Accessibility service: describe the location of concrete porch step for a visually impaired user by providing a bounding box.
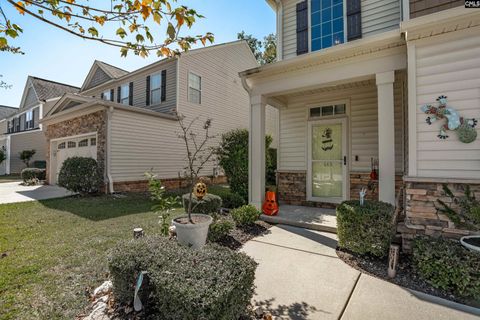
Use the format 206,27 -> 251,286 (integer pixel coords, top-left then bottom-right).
260,205 -> 337,234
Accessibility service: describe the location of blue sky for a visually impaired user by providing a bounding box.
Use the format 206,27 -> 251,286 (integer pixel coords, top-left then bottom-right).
0,0 -> 275,107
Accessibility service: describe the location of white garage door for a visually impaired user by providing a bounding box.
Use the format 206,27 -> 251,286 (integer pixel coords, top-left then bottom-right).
54,135 -> 97,184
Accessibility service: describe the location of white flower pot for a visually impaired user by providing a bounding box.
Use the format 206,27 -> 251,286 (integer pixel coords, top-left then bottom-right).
173,214 -> 213,249
460,235 -> 480,254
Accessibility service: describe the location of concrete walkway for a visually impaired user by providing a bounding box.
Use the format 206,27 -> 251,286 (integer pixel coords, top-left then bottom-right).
242,225 -> 480,320
261,205 -> 337,233
0,182 -> 72,204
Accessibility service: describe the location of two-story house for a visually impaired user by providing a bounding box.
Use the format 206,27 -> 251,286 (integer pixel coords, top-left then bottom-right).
0,105 -> 18,175
241,1 -> 479,247
42,40 -> 278,192
1,77 -> 79,174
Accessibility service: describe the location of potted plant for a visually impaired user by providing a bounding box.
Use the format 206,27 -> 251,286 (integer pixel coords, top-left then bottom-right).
436,184 -> 480,253
172,115 -> 216,249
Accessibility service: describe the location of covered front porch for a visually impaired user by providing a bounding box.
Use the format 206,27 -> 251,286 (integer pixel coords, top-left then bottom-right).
240,30 -> 407,216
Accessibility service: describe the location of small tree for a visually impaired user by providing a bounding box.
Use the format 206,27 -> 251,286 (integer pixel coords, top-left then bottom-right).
177,115 -> 216,223
19,149 -> 35,167
0,148 -> 6,165
145,171 -> 179,236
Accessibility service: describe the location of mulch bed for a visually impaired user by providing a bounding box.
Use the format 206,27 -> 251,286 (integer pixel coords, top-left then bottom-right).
216,221 -> 273,251
336,247 -> 479,308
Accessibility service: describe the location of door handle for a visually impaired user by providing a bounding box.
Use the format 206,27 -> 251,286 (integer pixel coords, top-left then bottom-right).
344,156 -> 347,166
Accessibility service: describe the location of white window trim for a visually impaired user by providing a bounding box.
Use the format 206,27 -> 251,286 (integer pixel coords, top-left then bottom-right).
120,83 -> 129,105
150,72 -> 163,105
188,72 -> 202,104
306,99 -> 350,120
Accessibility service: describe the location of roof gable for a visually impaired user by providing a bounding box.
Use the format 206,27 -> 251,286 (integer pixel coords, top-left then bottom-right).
81,60 -> 128,91
46,94 -> 93,117
18,76 -> 79,110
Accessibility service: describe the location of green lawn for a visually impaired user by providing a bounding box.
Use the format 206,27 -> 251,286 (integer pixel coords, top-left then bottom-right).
0,174 -> 21,183
0,194 -> 182,320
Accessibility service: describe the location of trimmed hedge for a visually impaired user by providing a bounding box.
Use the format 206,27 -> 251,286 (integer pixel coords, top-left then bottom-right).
58,157 -> 102,194
336,200 -> 395,257
231,205 -> 261,226
21,168 -> 46,181
413,237 -> 480,299
182,193 -> 222,214
208,187 -> 245,209
108,236 -> 257,319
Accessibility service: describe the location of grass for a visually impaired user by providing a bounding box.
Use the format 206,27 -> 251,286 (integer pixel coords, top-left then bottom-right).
0,194 -> 182,320
0,174 -> 21,183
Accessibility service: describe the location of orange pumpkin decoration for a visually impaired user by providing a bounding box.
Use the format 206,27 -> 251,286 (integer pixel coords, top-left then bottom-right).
262,191 -> 279,216
193,182 -> 207,200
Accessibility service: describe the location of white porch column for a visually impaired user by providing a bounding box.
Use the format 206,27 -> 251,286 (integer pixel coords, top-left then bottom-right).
249,95 -> 266,209
376,71 -> 396,205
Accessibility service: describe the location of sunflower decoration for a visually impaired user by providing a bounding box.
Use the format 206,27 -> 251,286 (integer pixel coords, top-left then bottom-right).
193,181 -> 207,200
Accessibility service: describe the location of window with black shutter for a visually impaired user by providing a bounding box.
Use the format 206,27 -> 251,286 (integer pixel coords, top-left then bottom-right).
117,86 -> 121,103
110,89 -> 114,102
347,0 -> 362,41
296,1 -> 309,56
161,70 -> 167,102
129,82 -> 134,106
146,75 -> 151,106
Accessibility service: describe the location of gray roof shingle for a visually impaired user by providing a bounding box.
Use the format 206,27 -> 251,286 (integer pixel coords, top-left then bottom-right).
96,61 -> 129,79
0,105 -> 18,120
30,77 -> 80,102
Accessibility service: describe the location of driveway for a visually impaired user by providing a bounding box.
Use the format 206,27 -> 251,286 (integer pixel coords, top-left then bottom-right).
0,182 -> 73,204
242,225 -> 480,320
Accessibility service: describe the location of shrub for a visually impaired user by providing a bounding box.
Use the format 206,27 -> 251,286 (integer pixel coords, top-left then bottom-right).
413,237 -> 480,299
58,157 -> 102,194
231,205 -> 261,226
336,200 -> 395,257
21,168 -> 46,181
33,160 -> 47,169
0,149 -> 5,165
437,184 -> 480,230
182,193 -> 222,214
19,149 -> 36,167
208,186 -> 245,209
208,216 -> 235,242
108,236 -> 257,319
217,129 -> 275,202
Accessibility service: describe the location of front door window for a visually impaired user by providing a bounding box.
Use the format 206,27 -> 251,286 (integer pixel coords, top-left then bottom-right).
309,119 -> 347,202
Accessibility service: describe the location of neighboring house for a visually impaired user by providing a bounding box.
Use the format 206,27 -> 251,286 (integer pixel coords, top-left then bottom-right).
0,105 -> 18,175
2,77 -> 79,174
42,41 -> 278,192
241,1 -> 478,247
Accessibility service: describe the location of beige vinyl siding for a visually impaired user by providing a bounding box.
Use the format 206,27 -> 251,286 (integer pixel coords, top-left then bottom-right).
282,0 -> 302,60
23,86 -> 38,110
85,67 -> 112,90
266,106 -> 279,149
177,42 -> 271,175
279,79 -> 405,173
110,109 -> 184,181
85,60 -> 177,114
0,121 -> 6,134
9,131 -> 47,173
414,34 -> 480,179
361,0 -> 401,38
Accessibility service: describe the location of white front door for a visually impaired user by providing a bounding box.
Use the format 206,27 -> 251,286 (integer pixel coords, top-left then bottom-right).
307,118 -> 348,203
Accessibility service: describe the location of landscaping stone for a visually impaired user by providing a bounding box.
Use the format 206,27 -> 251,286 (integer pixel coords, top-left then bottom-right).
93,281 -> 112,298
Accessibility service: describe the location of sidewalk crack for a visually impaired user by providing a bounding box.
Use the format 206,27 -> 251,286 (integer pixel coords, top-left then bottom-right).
338,273 -> 361,320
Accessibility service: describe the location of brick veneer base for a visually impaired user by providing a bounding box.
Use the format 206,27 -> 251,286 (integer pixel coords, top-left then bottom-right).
278,171 -> 403,208
399,179 -> 480,252
113,176 -> 228,193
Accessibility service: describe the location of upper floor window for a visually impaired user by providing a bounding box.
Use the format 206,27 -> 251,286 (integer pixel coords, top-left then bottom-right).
150,73 -> 162,105
188,72 -> 201,104
120,84 -> 129,105
102,90 -> 111,101
311,0 -> 344,51
25,110 -> 33,130
309,103 -> 346,118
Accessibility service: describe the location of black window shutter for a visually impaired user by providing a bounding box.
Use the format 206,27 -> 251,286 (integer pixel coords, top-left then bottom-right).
110,89 -> 114,101
31,108 -> 35,128
161,70 -> 167,102
146,75 -> 151,106
7,120 -> 10,133
296,1 -> 308,56
117,86 -> 121,103
100,92 -> 104,100
347,0 -> 362,41
129,82 -> 134,106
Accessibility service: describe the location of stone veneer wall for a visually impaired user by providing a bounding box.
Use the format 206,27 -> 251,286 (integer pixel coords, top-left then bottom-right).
278,171 -> 404,207
398,179 -> 480,252
44,111 -> 107,185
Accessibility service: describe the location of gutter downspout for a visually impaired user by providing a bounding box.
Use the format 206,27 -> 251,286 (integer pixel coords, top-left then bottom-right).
106,106 -> 114,193
275,0 -> 283,62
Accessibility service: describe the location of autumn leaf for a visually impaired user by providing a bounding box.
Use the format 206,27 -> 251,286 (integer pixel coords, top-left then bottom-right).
0,37 -> 7,48
87,27 -> 99,37
153,12 -> 161,24
116,27 -> 127,39
166,22 -> 175,39
15,1 -> 25,15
